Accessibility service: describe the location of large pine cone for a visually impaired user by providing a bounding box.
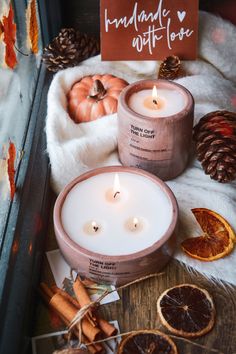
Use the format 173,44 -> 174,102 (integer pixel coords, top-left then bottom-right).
193,110 -> 236,183
43,28 -> 100,72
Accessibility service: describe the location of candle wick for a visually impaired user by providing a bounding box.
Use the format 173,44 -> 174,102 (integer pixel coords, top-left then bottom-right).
113,191 -> 120,199
93,226 -> 99,232
153,99 -> 158,105
133,218 -> 139,229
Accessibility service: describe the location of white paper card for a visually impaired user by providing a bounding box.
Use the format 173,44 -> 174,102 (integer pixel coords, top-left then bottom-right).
46,249 -> 120,305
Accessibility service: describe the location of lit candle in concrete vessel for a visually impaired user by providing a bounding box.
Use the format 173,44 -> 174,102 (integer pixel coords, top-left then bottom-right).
129,85 -> 186,117
54,166 -> 178,285
118,80 -> 194,180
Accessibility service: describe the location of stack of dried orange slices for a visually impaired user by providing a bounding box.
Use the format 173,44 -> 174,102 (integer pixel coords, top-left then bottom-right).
181,208 -> 236,261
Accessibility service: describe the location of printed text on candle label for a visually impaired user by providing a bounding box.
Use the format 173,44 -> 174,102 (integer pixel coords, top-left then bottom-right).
127,122 -> 173,162
131,125 -> 155,139
100,0 -> 198,60
89,259 -> 117,271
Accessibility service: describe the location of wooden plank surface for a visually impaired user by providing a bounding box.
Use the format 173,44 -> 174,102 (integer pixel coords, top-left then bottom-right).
34,195 -> 236,354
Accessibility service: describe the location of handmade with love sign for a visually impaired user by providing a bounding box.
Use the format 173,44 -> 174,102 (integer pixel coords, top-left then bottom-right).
100,0 -> 199,60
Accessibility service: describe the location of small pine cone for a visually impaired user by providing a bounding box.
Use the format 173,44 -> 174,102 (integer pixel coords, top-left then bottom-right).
158,55 -> 181,80
193,110 -> 236,183
42,28 -> 100,72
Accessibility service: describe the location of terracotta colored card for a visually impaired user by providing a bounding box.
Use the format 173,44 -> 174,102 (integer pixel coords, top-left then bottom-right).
100,0 -> 199,60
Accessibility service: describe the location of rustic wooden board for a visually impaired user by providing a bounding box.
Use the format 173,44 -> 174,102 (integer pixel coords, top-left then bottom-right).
33,195 -> 236,354
100,260 -> 236,354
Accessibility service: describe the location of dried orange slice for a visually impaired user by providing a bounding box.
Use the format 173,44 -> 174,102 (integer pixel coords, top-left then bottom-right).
181,208 -> 235,261
157,284 -> 215,338
117,330 -> 178,354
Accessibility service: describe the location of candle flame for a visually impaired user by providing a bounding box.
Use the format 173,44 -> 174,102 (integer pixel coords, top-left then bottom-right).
152,85 -> 158,105
113,173 -> 120,198
92,221 -> 99,232
133,217 -> 139,228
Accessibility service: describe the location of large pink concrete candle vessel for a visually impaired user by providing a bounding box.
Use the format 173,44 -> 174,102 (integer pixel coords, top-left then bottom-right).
118,80 -> 194,180
54,166 -> 178,285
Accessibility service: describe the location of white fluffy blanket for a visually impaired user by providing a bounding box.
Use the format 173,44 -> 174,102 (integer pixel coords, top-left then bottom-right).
46,12 -> 236,285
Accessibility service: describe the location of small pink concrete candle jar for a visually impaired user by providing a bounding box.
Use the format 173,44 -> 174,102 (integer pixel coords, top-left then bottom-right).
54,166 -> 178,285
118,80 -> 194,180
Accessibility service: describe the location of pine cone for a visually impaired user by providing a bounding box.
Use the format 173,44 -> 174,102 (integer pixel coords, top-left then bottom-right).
193,110 -> 236,183
158,55 -> 181,80
42,28 -> 100,72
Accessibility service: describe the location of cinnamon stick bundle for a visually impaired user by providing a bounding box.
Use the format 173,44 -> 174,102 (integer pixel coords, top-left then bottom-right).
39,283 -> 103,354
51,285 -> 96,327
73,277 -> 117,338
49,293 -> 100,343
39,281 -> 117,353
54,312 -> 102,354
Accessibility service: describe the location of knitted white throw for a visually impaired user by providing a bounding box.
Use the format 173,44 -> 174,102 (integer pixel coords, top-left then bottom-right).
46,12 -> 236,285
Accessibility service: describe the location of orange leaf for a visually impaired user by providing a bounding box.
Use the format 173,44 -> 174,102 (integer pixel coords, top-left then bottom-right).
2,4 -> 17,69
28,0 -> 39,54
7,141 -> 16,200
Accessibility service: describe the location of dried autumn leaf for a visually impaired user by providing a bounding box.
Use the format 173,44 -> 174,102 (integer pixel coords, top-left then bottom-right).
2,4 -> 17,69
7,141 -> 16,199
26,0 -> 39,54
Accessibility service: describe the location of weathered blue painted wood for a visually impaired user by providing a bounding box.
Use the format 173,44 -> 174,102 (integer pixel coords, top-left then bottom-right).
0,65 -> 52,354
0,0 -> 61,351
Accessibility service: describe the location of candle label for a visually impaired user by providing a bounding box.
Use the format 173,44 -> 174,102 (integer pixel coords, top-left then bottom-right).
88,258 -> 128,283
129,122 -> 173,161
131,125 -> 156,140
100,0 -> 199,60
86,247 -> 173,284
87,257 -> 152,283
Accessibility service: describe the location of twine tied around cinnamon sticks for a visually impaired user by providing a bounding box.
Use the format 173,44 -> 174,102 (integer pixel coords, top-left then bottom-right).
67,289 -> 110,345
40,272 -> 165,353
65,272 -> 165,344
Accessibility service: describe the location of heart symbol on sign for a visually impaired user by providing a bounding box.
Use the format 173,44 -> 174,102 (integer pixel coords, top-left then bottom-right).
177,11 -> 186,22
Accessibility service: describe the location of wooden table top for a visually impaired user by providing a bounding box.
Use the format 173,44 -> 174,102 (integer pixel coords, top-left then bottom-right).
34,197 -> 236,354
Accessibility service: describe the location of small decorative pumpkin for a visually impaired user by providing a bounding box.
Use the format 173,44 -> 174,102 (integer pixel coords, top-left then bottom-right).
67,74 -> 128,123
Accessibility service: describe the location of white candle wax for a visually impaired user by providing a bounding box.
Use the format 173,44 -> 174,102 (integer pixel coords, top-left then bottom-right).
61,172 -> 173,256
129,88 -> 186,117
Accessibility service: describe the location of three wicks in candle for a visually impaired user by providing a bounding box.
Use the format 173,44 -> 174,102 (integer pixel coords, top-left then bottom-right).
86,174 -> 144,235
